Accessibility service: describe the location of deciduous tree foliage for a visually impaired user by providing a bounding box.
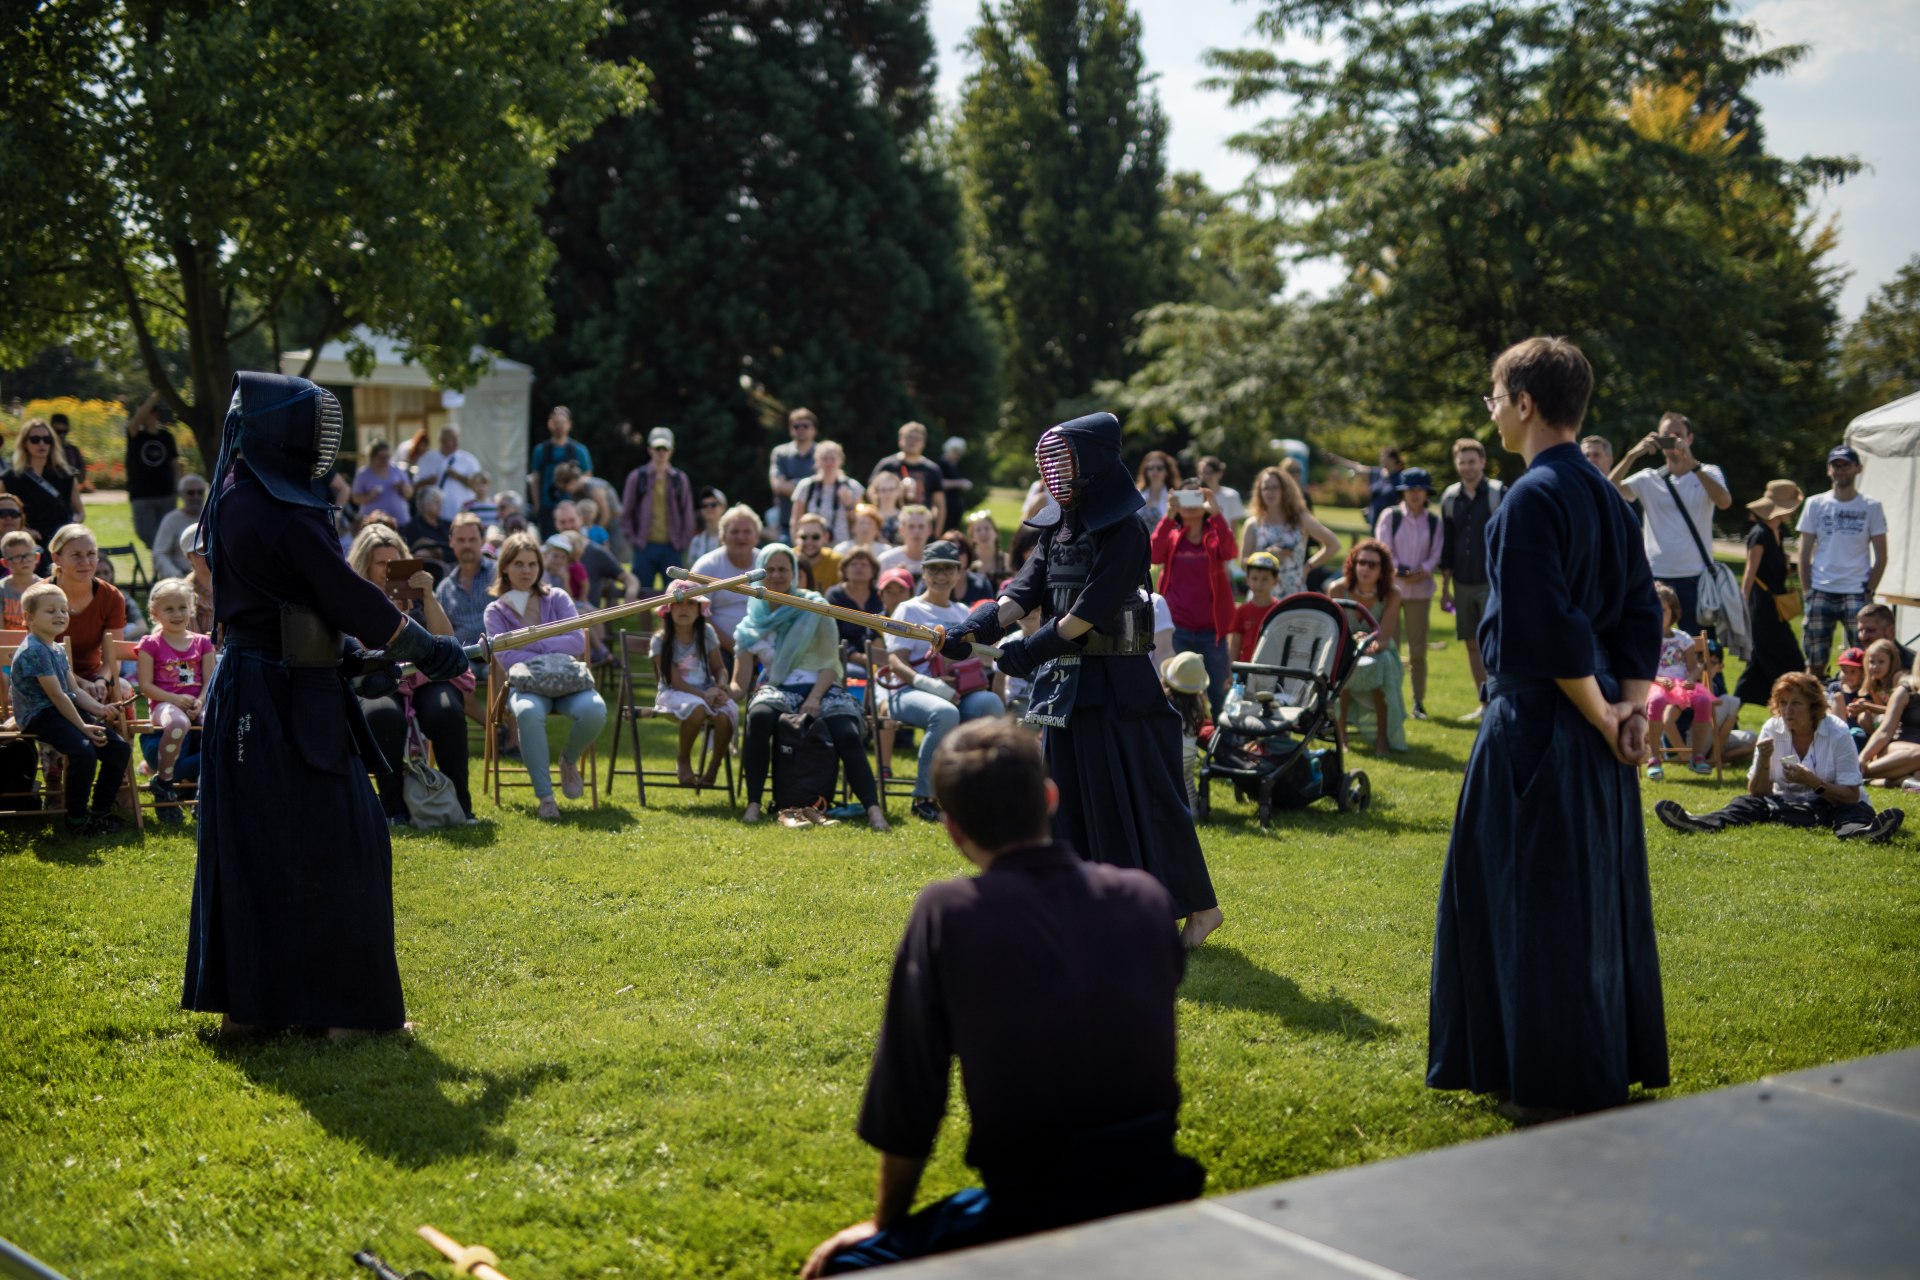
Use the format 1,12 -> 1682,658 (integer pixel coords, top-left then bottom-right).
1838,256 -> 1920,413
528,1 -> 998,493
955,0 -> 1174,459
1196,0 -> 1855,504
0,1 -> 637,436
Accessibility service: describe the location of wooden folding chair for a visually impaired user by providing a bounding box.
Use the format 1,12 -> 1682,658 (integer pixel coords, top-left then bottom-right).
481,662 -> 600,810
605,630 -> 736,809
849,642 -> 917,807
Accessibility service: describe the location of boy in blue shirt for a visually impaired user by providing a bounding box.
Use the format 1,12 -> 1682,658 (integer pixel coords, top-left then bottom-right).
11,580 -> 133,833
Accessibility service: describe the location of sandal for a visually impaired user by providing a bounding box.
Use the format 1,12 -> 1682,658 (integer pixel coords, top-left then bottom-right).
1646,762 -> 1665,781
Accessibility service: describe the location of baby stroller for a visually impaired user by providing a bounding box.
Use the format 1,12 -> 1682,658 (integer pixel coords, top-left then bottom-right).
1196,592 -> 1373,828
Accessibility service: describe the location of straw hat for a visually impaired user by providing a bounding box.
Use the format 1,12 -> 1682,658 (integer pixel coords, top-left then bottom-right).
1161,651 -> 1210,695
1745,479 -> 1803,523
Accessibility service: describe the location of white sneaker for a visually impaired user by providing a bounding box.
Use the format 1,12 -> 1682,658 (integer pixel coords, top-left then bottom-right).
559,757 -> 584,800
1462,706 -> 1485,723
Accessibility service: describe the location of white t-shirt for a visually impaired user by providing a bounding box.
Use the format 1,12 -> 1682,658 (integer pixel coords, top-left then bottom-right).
1151,591 -> 1172,637
1796,492 -> 1887,595
689,546 -> 757,639
887,596 -> 975,671
878,546 -> 924,576
1749,712 -> 1867,803
1623,465 -> 1725,579
1214,485 -> 1246,523
414,447 -> 483,513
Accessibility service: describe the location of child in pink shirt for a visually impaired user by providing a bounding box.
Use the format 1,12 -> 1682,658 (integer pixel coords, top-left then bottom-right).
135,578 -> 216,793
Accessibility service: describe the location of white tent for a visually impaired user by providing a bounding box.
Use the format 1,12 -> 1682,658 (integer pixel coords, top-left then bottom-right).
280,329 -> 532,506
1845,390 -> 1920,640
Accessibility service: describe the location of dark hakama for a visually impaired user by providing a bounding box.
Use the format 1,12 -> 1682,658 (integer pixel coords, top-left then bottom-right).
182,473 -> 410,1030
1428,443 -> 1669,1112
1005,518 -> 1217,918
1733,520 -> 1804,706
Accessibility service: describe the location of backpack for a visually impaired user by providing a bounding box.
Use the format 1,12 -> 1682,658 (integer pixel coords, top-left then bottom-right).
772,712 -> 841,812
1388,508 -> 1442,544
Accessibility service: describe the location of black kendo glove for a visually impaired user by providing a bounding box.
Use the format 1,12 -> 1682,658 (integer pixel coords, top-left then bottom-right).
992,618 -> 1083,681
387,617 -> 470,682
939,605 -> 1007,661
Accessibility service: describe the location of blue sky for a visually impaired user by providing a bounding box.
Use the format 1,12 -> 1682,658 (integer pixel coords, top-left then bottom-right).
924,0 -> 1918,319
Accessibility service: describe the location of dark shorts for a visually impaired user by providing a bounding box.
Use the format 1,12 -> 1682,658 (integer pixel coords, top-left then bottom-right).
1453,580 -> 1491,640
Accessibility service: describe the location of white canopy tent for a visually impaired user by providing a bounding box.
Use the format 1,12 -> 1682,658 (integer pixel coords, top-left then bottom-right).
1845,390 -> 1920,641
280,330 -> 532,506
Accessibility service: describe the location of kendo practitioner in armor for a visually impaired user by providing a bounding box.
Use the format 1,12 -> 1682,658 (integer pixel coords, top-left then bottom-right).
182,373 -> 468,1037
942,413 -> 1223,948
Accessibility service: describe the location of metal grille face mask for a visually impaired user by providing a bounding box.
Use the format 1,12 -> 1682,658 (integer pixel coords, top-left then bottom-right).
311,389 -> 344,477
1036,429 -> 1079,508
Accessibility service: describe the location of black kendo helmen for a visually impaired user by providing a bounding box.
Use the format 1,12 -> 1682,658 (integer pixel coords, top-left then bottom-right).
197,371 -> 343,569
1034,411 -> 1145,530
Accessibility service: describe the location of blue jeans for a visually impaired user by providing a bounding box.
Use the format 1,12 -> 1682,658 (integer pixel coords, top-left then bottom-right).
507,688 -> 608,799
1172,626 -> 1230,717
632,541 -> 683,596
889,687 -> 1007,797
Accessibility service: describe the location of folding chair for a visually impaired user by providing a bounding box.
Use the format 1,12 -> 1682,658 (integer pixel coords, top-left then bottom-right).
849,642 -> 917,807
1,633 -> 136,824
107,636 -> 202,828
481,663 -> 600,810
605,630 -> 737,808
99,543 -> 151,594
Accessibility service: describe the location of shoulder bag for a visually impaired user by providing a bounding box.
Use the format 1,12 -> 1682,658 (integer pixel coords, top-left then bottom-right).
507,650 -> 596,697
1659,472 -> 1751,660
401,717 -> 465,827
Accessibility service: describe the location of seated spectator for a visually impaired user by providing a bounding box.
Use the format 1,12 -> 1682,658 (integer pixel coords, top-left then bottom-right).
834,503 -> 892,559
826,547 -> 885,646
542,532 -> 587,600
1,529 -> 42,629
494,489 -> 528,539
876,567 -> 915,619
152,473 -> 208,579
963,508 -> 1009,586
1828,646 -> 1867,735
402,487 -> 454,563
1857,602 -> 1917,675
134,577 -> 215,820
1848,639 -> 1904,739
348,525 -> 476,825
793,513 -> 842,590
688,504 -> 764,648
729,544 -> 887,830
800,718 -> 1204,1277
557,505 -> 630,603
0,496 -> 52,577
49,524 -> 132,712
878,505 -> 933,580
180,523 -> 213,637
1861,664 -> 1920,791
885,541 -> 1005,823
687,486 -> 727,562
1644,582 -> 1715,779
484,531 -> 607,820
10,581 -> 133,834
1329,538 -> 1407,756
95,556 -> 144,686
651,581 -> 739,786
435,513 -> 496,728
1656,672 -> 1903,842
792,439 -> 864,543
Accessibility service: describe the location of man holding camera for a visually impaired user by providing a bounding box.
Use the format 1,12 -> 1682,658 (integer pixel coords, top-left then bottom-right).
1608,411 -> 1730,634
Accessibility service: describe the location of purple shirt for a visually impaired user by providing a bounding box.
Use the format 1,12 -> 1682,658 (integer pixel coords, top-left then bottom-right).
483,587 -> 585,674
1375,503 -> 1444,600
351,462 -> 412,523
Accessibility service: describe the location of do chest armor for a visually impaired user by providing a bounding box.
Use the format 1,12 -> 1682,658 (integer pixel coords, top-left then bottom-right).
1045,522 -> 1154,656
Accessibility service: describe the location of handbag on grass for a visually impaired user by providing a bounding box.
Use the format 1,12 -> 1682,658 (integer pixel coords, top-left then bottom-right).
506,651 -> 595,697
401,720 -> 464,828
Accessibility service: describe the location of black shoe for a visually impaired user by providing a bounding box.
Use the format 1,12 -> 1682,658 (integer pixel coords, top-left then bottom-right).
151,777 -> 185,824
1866,809 -> 1905,844
85,811 -> 125,835
1654,799 -> 1708,834
911,797 -> 943,823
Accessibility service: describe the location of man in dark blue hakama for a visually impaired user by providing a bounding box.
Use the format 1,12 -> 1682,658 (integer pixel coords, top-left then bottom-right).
181,372 -> 468,1035
1428,338 -> 1670,1116
940,413 -> 1221,949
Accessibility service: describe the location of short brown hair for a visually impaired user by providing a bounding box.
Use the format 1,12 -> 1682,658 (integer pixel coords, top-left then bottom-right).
931,719 -> 1050,852
1451,437 -> 1485,458
449,511 -> 484,532
788,407 -> 818,427
1768,671 -> 1827,718
1658,411 -> 1692,437
1491,336 -> 1593,429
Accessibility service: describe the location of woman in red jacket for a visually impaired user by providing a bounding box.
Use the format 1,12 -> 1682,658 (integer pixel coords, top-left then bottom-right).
1151,480 -> 1237,714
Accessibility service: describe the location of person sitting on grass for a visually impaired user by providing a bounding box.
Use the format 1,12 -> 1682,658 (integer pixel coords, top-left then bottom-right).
9,581 -> 133,835
1226,550 -> 1283,663
1655,672 -> 1903,843
484,531 -> 608,821
1,528 -> 43,629
1860,664 -> 1920,793
1828,646 -> 1867,743
1328,537 -> 1406,756
651,580 -> 738,787
801,718 -> 1203,1277
1849,638 -> 1905,740
134,577 -> 215,819
1644,582 -> 1714,780
730,543 -> 888,831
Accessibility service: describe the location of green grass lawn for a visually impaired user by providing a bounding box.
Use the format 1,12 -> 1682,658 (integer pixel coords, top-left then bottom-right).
3,498 -> 1916,1279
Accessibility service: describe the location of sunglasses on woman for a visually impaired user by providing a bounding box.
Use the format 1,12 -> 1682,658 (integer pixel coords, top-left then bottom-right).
24,435 -> 53,445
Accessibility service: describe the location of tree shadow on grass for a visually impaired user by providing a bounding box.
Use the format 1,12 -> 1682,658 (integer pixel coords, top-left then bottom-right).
1182,945 -> 1393,1042
215,1033 -> 564,1168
